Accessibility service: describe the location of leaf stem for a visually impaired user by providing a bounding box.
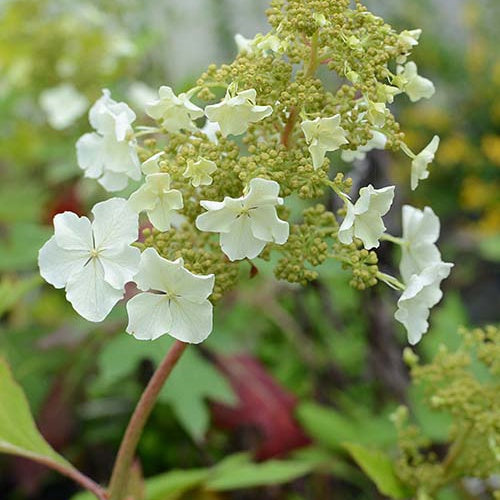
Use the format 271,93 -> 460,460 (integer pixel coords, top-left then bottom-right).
35,457 -> 107,500
107,340 -> 188,500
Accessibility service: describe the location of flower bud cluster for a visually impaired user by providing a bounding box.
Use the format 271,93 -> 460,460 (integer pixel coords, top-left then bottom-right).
393,326 -> 500,493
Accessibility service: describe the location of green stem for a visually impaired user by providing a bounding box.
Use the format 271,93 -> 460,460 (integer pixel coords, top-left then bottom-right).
306,31 -> 319,78
377,271 -> 406,291
380,233 -> 405,246
281,31 -> 320,148
107,340 -> 188,500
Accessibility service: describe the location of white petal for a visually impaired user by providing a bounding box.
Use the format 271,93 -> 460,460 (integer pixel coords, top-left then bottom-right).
133,247 -> 181,293
76,133 -> 104,178
169,298 -> 213,343
98,171 -> 130,192
196,204 -> 238,233
147,190 -> 183,231
249,206 -> 289,244
128,185 -> 157,213
53,212 -> 93,251
38,236 -> 89,289
244,178 -> 282,206
65,259 -> 123,322
338,203 -> 356,245
354,212 -> 386,249
99,245 -> 141,289
101,136 -> 140,176
309,143 -> 327,169
126,292 -> 173,341
172,269 -> 214,303
219,217 -> 266,261
92,198 -> 139,249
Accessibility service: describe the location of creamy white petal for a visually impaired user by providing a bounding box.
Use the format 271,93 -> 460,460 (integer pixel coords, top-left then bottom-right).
169,298 -> 213,343
128,185 -> 158,213
244,178 -> 282,207
147,198 -> 176,231
172,269 -> 215,303
309,143 -> 328,169
141,152 -> 164,174
133,248 -> 182,293
126,292 -> 173,340
65,259 -> 123,322
249,205 -> 289,244
53,212 -> 93,251
92,198 -> 139,249
98,171 -> 130,192
395,262 -> 453,344
337,203 -> 356,245
99,245 -> 141,289
220,217 -> 266,261
354,212 -> 386,249
196,205 -> 239,233
76,133 -> 104,178
38,236 -> 89,289
101,136 -> 140,176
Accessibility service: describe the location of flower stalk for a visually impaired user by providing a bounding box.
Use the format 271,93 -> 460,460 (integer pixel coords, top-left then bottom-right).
107,340 -> 188,500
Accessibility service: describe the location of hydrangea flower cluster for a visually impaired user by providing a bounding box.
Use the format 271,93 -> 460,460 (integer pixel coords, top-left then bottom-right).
39,0 -> 451,347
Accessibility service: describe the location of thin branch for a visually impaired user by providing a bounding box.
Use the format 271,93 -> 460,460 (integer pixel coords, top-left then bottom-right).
33,457 -> 107,500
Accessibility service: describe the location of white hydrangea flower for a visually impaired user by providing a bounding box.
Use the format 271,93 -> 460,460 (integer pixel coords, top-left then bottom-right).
396,62 -> 435,103
183,157 -> 217,187
411,135 -> 440,190
126,248 -> 214,343
395,262 -> 453,345
300,115 -> 349,169
400,205 -> 442,282
366,100 -> 387,127
76,89 -> 140,192
39,83 -> 88,130
378,84 -> 401,104
200,120 -> 221,144
399,29 -> 422,50
141,151 -> 165,175
235,32 -> 285,56
204,85 -> 273,137
196,178 -> 289,261
145,85 -> 203,133
38,198 -> 140,322
338,184 -> 395,249
128,173 -> 183,231
341,130 -> 387,162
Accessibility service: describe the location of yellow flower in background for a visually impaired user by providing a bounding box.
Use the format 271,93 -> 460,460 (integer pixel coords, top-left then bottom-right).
437,135 -> 470,167
460,177 -> 498,211
481,135 -> 500,167
478,207 -> 500,235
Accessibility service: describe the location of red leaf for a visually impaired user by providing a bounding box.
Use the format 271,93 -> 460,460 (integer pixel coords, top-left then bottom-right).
211,354 -> 310,460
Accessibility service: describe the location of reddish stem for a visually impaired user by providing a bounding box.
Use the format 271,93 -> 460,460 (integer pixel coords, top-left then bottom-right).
107,340 -> 188,500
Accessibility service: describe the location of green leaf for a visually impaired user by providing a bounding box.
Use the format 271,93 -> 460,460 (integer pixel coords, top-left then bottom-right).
343,443 -> 411,499
206,457 -> 313,491
0,223 -> 52,271
0,274 -> 42,316
158,348 -> 236,442
296,402 -> 395,450
0,357 -> 70,468
95,334 -> 235,441
479,234 -> 500,262
146,469 -> 208,500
